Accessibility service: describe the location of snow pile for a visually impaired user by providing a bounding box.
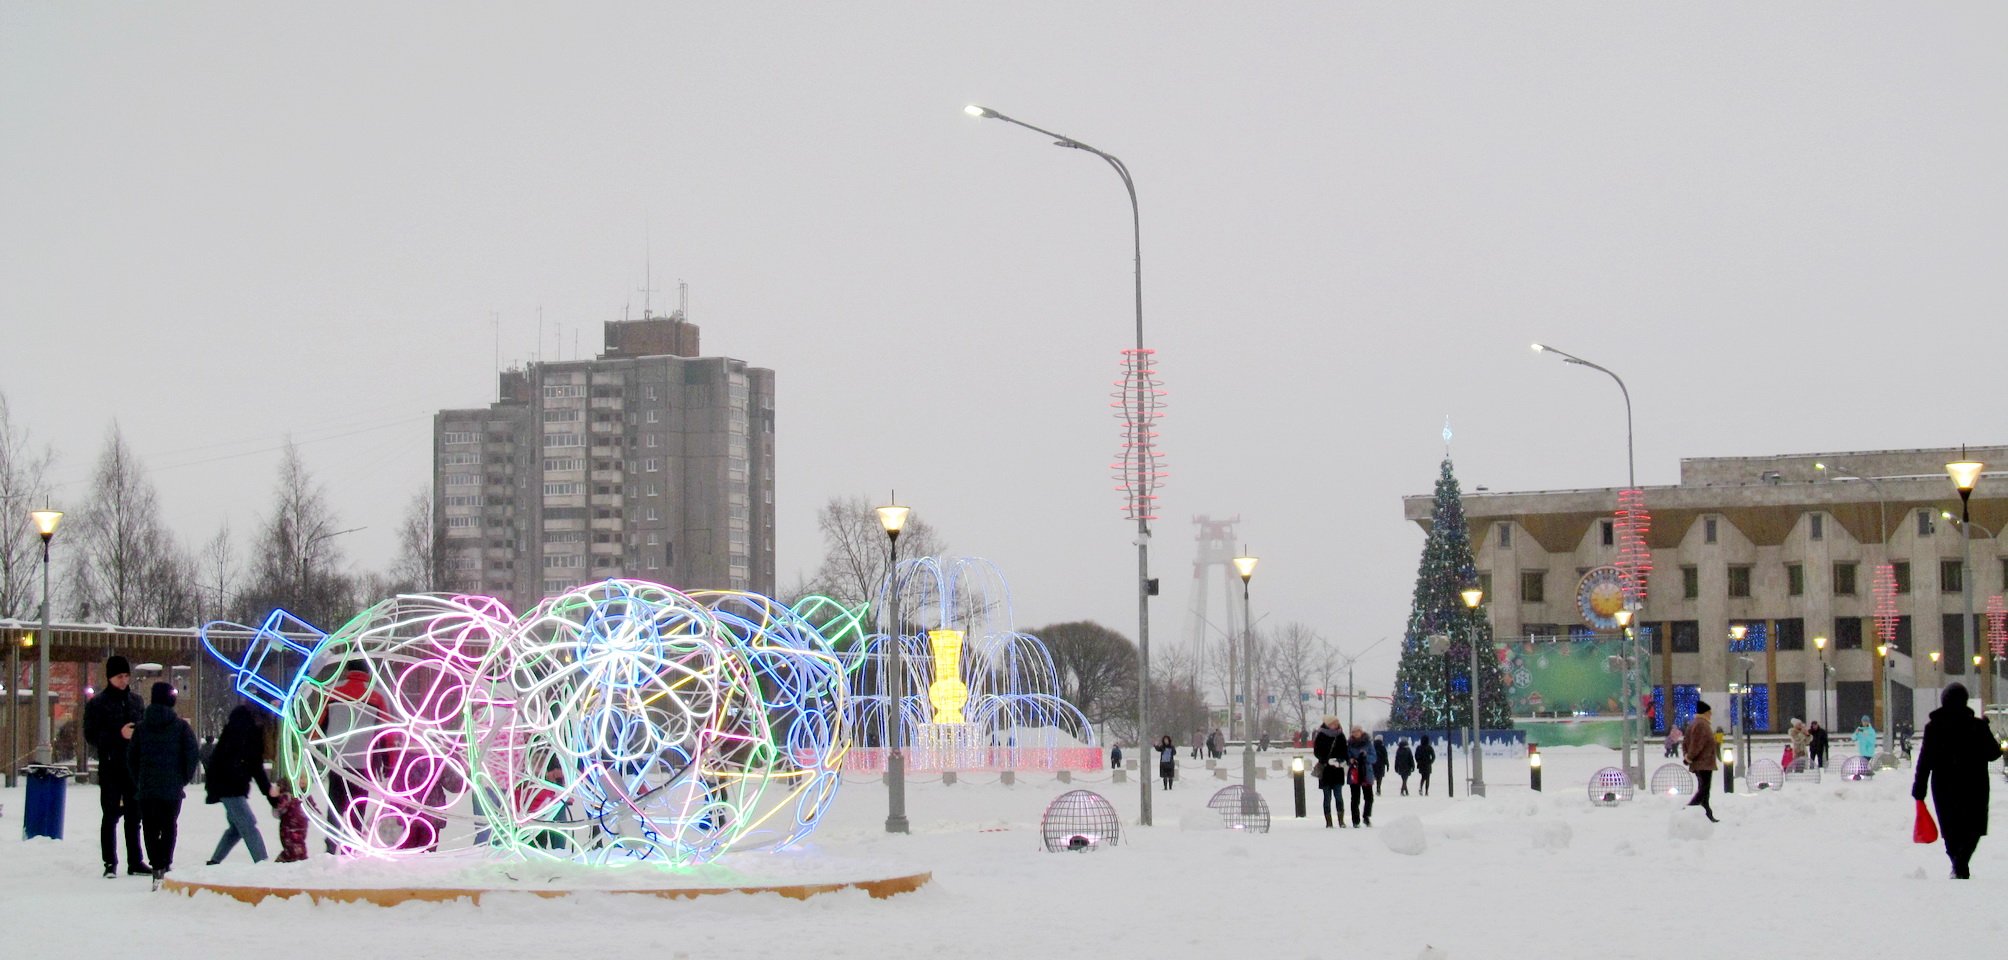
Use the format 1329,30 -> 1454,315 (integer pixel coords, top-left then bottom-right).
1381,814 -> 1427,855
1666,808 -> 1715,841
1530,820 -> 1572,850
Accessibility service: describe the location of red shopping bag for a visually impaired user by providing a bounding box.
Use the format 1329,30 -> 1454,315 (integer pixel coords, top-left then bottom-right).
1913,800 -> 1939,844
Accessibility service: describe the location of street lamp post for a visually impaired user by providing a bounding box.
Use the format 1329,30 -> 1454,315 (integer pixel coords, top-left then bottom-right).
1877,643 -> 1895,767
1737,656 -> 1756,774
1427,633 -> 1454,798
876,502 -> 912,834
1813,635 -> 1830,733
1615,608 -> 1636,785
29,509 -> 62,765
1947,452 -> 1986,714
969,104 -> 1159,826
1462,587 -> 1487,797
1233,553 -> 1259,804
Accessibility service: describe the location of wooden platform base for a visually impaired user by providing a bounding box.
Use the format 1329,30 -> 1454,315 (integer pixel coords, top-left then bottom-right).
161,870 -> 932,906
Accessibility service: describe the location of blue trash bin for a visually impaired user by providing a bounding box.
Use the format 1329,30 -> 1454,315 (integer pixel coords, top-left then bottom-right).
23,764 -> 72,840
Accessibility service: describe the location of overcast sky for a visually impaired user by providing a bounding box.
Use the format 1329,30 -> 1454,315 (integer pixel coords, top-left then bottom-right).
4,4 -> 2005,708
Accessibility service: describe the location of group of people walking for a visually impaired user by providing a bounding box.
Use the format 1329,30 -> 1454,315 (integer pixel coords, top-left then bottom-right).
82,655 -> 304,889
1309,716 -> 1427,827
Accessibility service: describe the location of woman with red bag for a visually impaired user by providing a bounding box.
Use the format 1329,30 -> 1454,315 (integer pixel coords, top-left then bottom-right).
1912,683 -> 2003,879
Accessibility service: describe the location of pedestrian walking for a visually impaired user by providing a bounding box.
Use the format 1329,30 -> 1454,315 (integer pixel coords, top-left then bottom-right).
271,781 -> 310,862
1372,736 -> 1390,796
1786,718 -> 1810,771
204,705 -> 275,865
1156,735 -> 1177,790
1683,702 -> 1719,822
1664,723 -> 1683,759
1311,716 -> 1347,828
1191,730 -> 1204,760
1912,683 -> 2003,879
1415,735 -> 1436,795
82,655 -> 148,878
1346,726 -> 1376,826
1810,721 -> 1829,768
1853,716 -> 1878,762
1109,743 -> 1123,769
128,681 -> 199,887
1393,738 -> 1415,795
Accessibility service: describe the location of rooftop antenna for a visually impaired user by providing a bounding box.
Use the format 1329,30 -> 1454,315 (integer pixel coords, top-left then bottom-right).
678,279 -> 688,320
491,310 -> 500,377
537,306 -> 544,365
640,216 -> 657,319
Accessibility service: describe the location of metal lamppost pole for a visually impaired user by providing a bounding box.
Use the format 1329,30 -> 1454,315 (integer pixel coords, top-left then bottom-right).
1877,643 -> 1897,766
1947,453 -> 1986,713
1616,608 -> 1636,778
29,509 -> 62,765
1929,650 -> 1941,708
1233,553 -> 1259,801
1737,656 -> 1756,775
1532,343 -> 1638,781
1427,633 -> 1455,798
876,503 -> 912,834
1813,635 -> 1830,732
968,104 -> 1158,826
1461,587 -> 1487,796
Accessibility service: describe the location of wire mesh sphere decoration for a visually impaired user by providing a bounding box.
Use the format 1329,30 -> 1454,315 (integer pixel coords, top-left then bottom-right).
1840,755 -> 1875,781
1040,789 -> 1122,852
278,594 -> 513,857
1588,766 -> 1634,806
1746,758 -> 1785,791
480,580 -> 849,867
1206,784 -> 1272,833
1648,763 -> 1697,798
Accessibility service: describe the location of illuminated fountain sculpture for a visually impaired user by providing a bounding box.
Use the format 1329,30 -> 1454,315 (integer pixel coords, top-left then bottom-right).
201,581 -> 849,866
845,556 -> 1098,772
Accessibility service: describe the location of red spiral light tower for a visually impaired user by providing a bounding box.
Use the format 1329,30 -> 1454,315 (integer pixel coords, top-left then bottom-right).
1986,594 -> 2006,657
1614,488 -> 1652,608
1111,348 -> 1167,521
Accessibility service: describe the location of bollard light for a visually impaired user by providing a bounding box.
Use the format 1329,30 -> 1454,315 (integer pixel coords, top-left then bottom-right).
1289,756 -> 1307,818
1528,746 -> 1543,791
1722,743 -> 1736,794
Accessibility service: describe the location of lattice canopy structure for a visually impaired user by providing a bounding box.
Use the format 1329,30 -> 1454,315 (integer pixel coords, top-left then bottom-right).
1840,756 -> 1875,781
201,581 -> 850,867
1746,758 -> 1785,791
1588,766 -> 1634,805
1206,785 -> 1271,832
1649,763 -> 1697,797
1041,789 -> 1122,852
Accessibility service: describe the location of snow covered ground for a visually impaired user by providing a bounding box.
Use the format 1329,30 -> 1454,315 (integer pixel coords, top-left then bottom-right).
5,746 -> 2002,960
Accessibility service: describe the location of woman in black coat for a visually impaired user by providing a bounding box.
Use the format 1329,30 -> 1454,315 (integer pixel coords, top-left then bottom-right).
1393,739 -> 1416,795
1414,735 -> 1437,795
1912,683 -> 2004,879
205,705 -> 275,864
127,682 -> 198,883
1311,717 -> 1348,828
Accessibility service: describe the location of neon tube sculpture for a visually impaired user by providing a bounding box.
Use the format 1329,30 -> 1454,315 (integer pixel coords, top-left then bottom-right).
201,581 -> 848,866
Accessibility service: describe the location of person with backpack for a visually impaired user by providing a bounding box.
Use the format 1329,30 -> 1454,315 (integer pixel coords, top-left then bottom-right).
1310,716 -> 1347,828
204,705 -> 275,864
1393,738 -> 1416,795
82,655 -> 148,878
1415,735 -> 1436,795
128,682 -> 199,887
1912,683 -> 2004,879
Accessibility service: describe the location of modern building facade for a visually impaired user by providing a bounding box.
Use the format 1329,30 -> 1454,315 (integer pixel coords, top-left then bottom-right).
433,313 -> 775,611
1404,446 -> 2004,735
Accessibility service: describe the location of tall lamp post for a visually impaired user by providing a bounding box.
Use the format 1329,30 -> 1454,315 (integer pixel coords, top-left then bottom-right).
1426,633 -> 1455,798
29,509 -> 62,765
1233,553 -> 1259,802
875,502 -> 912,835
1813,635 -> 1830,732
1876,643 -> 1895,767
1736,655 -> 1756,774
1461,587 -> 1487,797
968,104 -> 1159,826
1947,452 -> 1986,714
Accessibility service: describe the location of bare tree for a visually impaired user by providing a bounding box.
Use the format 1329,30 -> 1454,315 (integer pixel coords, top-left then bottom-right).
0,392 -> 57,619
199,525 -> 238,622
390,489 -> 442,593
1033,620 -> 1138,731
804,495 -> 946,605
1262,622 -> 1336,736
239,441 -> 353,627
68,424 -> 194,625
1143,645 -> 1209,747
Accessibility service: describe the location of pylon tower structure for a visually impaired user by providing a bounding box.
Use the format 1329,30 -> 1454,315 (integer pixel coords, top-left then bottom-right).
1184,515 -> 1250,737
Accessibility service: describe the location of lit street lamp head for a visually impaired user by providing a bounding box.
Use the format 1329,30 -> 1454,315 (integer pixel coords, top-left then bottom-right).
1814,635 -> 1827,651
963,104 -> 998,119
1614,608 -> 1632,629
875,504 -> 911,540
1729,624 -> 1748,642
1461,587 -> 1484,610
29,509 -> 61,542
1946,452 -> 1984,499
1232,554 -> 1258,584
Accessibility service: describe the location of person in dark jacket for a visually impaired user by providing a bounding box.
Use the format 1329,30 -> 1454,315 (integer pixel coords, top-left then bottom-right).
1311,716 -> 1347,827
1683,701 -> 1719,823
1912,683 -> 2004,879
1393,738 -> 1416,795
204,705 -> 275,864
82,655 -> 147,877
1809,721 -> 1830,768
1415,735 -> 1437,795
1346,726 -> 1377,827
1372,737 -> 1390,796
128,681 -> 199,885
1156,735 -> 1177,790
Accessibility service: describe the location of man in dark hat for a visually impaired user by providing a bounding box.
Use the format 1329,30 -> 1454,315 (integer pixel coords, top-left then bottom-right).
128,681 -> 199,888
81,655 -> 147,877
1912,683 -> 2004,878
1682,701 -> 1719,822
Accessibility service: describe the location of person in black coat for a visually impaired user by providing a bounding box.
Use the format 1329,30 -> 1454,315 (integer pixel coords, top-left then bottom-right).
204,705 -> 275,864
1393,739 -> 1416,795
128,681 -> 199,883
1372,737 -> 1390,796
1415,735 -> 1437,795
1311,717 -> 1348,828
1912,683 -> 2004,879
81,655 -> 147,877
1809,721 -> 1830,768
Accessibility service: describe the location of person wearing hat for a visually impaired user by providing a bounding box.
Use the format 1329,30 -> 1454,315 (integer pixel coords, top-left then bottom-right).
1912,683 -> 2004,879
1681,701 -> 1719,822
127,680 -> 199,887
81,655 -> 148,877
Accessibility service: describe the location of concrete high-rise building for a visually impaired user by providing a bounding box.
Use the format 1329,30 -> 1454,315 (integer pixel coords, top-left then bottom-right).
434,312 -> 775,610
1405,446 -> 2004,736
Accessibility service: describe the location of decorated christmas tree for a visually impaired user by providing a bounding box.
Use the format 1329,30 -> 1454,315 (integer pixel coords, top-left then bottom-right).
1389,457 -> 1513,732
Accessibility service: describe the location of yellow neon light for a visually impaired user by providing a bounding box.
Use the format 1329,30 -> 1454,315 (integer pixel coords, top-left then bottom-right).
927,629 -> 970,724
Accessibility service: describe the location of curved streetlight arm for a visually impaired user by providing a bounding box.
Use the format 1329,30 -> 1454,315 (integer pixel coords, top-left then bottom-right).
1817,463 -> 1889,543
1533,344 -> 1633,488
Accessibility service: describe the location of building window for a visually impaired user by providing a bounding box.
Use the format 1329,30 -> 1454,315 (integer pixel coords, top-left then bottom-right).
645,409 -> 660,424
1944,613 -> 1969,672
443,431 -> 478,445
1704,517 -> 1718,544
446,473 -> 479,486
1478,572 -> 1492,599
543,458 -> 584,472
1681,566 -> 1699,600
446,516 -> 479,529
1833,562 -> 1857,596
643,458 -> 661,472
1727,565 -> 1752,598
545,433 -> 584,448
1601,520 -> 1615,546
1786,563 -> 1804,597
542,482 -> 579,497
1917,509 -> 1935,536
1520,571 -> 1545,604
1498,525 -> 1511,547
1892,615 -> 1912,656
1670,621 -> 1700,654
646,433 -> 660,448
1941,559 -> 1963,594
644,385 -> 659,401
1892,562 -> 1911,594
543,409 -> 582,422
543,383 -> 584,399
1776,618 -> 1805,651
1809,513 -> 1824,541
1834,616 -> 1863,650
